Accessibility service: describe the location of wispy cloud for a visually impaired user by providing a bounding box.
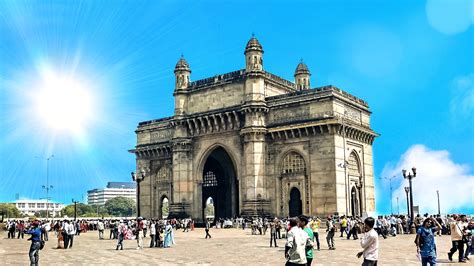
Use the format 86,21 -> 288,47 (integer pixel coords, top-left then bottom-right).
381,144 -> 474,215
450,73 -> 474,120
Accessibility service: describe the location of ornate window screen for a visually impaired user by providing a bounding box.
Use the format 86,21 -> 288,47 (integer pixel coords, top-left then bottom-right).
203,171 -> 218,187
281,152 -> 306,175
157,165 -> 171,183
348,152 -> 361,176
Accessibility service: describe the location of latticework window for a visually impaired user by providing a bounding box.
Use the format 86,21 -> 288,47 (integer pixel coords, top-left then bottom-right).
156,165 -> 171,183
348,152 -> 361,176
281,152 -> 306,175
203,171 -> 218,187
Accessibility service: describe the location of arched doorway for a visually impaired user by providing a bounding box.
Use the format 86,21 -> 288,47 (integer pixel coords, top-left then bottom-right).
351,187 -> 360,217
201,147 -> 238,221
289,187 -> 302,217
204,197 -> 215,221
161,197 -> 169,219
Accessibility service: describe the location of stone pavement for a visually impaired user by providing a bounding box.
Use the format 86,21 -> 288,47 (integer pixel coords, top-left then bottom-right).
0,228 -> 470,265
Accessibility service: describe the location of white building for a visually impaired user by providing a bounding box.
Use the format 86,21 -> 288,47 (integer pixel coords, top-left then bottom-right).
15,199 -> 65,217
87,182 -> 136,205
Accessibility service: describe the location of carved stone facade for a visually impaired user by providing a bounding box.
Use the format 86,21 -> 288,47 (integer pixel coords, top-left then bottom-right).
130,37 -> 378,220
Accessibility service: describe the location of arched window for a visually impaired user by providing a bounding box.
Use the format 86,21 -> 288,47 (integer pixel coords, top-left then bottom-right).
281,152 -> 306,175
203,171 -> 218,187
348,152 -> 361,177
156,165 -> 171,183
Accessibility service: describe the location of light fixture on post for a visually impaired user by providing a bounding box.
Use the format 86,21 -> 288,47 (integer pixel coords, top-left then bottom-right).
131,169 -> 146,218
402,167 -> 416,234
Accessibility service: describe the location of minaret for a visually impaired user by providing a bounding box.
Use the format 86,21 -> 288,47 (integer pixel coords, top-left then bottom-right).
294,59 -> 311,90
242,35 -> 269,217
174,55 -> 191,116
244,34 -> 264,72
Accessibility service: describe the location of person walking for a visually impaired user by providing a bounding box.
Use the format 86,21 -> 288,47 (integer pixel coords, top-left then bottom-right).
98,220 -> 105,240
285,218 -> 313,266
25,220 -> 42,266
149,221 -> 156,248
340,216 -> 348,237
269,221 -> 278,247
309,217 -> 320,250
326,216 -> 336,250
136,217 -> 144,250
62,220 -> 70,249
205,220 -> 212,239
116,220 -> 125,251
356,217 -> 379,266
17,220 -> 25,239
299,216 -> 314,266
67,220 -> 76,248
416,217 -> 442,266
448,215 -> 466,263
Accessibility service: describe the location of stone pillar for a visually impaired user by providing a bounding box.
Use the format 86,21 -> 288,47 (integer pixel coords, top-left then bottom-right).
240,129 -> 271,216
168,137 -> 192,218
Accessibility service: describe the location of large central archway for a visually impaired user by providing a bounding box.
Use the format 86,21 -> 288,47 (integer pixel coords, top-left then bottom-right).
201,147 -> 239,220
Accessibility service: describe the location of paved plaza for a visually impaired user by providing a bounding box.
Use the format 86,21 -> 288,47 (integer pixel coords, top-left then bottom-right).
0,228 -> 469,265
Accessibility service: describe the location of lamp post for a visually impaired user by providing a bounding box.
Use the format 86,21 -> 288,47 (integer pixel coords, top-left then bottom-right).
404,186 -> 410,234
384,175 -> 396,215
41,154 -> 54,220
131,169 -> 146,218
396,196 -> 399,215
436,190 -> 440,215
402,167 -> 416,234
72,199 -> 79,221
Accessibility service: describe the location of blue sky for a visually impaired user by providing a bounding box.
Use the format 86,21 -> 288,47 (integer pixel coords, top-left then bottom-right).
0,0 -> 472,214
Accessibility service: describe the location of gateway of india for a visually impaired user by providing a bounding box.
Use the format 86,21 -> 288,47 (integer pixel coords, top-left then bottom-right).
130,36 -> 378,221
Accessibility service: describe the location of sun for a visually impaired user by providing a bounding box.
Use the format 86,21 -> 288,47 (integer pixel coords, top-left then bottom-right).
34,72 -> 94,133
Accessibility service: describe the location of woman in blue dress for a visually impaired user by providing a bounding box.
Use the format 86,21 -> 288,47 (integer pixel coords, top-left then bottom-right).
163,222 -> 173,248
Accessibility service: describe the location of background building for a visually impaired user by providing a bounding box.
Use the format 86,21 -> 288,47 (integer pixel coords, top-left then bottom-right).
87,182 -> 136,205
14,199 -> 64,217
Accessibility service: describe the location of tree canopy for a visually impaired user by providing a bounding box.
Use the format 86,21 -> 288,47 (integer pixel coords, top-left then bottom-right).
104,196 -> 136,217
61,203 -> 95,218
0,203 -> 21,218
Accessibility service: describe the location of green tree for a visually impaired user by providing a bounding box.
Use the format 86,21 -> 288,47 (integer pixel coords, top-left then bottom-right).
0,203 -> 21,218
61,203 -> 94,218
105,196 -> 136,217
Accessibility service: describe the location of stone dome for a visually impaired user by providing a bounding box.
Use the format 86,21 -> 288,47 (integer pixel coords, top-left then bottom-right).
174,56 -> 191,73
245,36 -> 264,54
294,60 -> 310,76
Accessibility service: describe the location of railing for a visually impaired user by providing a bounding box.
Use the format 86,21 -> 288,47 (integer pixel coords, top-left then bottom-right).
188,69 -> 245,90
264,72 -> 296,89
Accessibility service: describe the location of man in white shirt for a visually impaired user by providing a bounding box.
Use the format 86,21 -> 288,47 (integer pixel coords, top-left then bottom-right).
67,220 -> 76,249
98,220 -> 105,240
357,217 -> 379,266
285,218 -> 313,265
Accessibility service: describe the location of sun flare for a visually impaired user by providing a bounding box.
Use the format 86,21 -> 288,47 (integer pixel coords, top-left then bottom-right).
34,73 -> 94,133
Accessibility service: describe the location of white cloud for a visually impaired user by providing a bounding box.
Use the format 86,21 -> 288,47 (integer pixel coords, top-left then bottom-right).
426,0 -> 473,35
381,144 -> 474,215
450,73 -> 474,120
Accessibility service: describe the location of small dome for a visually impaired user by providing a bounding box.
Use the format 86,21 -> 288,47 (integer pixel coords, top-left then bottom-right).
174,55 -> 191,73
245,35 -> 264,54
294,60 -> 310,76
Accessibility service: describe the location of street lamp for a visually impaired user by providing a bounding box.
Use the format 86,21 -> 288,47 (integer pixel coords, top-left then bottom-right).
402,167 -> 416,233
404,186 -> 410,233
131,169 -> 146,217
396,196 -> 399,215
436,190 -> 440,216
40,154 -> 54,220
72,199 -> 79,221
384,175 -> 396,215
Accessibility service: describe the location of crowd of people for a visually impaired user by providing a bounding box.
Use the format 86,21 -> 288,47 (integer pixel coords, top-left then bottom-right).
3,213 -> 473,265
